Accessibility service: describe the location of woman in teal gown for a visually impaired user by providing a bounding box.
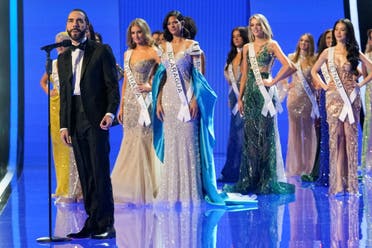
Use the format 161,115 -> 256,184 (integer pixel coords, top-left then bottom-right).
225,14 -> 295,194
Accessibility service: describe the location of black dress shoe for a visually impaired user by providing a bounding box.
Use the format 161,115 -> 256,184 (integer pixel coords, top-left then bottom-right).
91,226 -> 116,239
67,226 -> 91,239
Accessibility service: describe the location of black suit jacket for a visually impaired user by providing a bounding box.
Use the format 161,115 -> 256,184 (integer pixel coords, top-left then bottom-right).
58,40 -> 120,131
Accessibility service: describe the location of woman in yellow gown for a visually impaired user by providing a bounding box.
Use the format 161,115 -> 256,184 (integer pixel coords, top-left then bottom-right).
40,32 -> 82,203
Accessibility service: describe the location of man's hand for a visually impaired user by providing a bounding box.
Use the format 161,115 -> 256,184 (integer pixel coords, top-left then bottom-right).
60,129 -> 72,147
100,114 -> 113,130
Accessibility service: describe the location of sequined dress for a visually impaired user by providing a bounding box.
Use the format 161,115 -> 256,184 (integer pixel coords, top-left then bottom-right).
111,58 -> 158,205
50,59 -> 82,199
361,52 -> 372,175
285,56 -> 317,176
326,61 -> 360,195
156,41 -> 203,204
226,43 -> 294,194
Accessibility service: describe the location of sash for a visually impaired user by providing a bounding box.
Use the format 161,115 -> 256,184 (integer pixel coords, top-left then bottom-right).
320,63 -> 331,85
166,42 -> 192,122
295,61 -> 320,119
248,43 -> 277,117
328,47 -> 358,124
227,64 -> 240,115
124,49 -> 152,126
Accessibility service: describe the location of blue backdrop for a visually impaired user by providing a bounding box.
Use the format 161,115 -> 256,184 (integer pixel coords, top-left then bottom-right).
23,0 -> 344,167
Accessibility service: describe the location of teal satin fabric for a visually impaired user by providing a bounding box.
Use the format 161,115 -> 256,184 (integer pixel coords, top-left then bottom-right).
152,64 -> 165,163
152,64 -> 226,205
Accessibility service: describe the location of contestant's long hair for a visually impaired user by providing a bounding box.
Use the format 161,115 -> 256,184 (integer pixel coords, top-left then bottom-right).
225,26 -> 248,70
248,13 -> 273,42
316,29 -> 332,59
126,18 -> 154,49
291,33 -> 316,65
162,10 -> 190,42
331,18 -> 359,74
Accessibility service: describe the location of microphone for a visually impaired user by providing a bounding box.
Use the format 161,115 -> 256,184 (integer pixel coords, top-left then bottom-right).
40,39 -> 72,52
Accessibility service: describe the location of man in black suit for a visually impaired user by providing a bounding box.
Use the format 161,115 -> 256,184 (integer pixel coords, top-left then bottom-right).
58,9 -> 119,239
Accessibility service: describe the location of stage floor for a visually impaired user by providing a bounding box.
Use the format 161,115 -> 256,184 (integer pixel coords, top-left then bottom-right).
0,156 -> 370,247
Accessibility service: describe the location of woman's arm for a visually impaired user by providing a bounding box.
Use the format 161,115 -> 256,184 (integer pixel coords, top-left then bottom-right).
310,49 -> 329,91
358,51 -> 372,87
40,72 -> 58,97
264,40 -> 296,86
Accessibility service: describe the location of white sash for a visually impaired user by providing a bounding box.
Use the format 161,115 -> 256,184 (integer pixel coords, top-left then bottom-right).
296,61 -> 319,119
227,64 -> 240,115
328,47 -> 358,124
320,63 -> 331,85
166,42 -> 192,122
124,50 -> 152,127
248,43 -> 278,117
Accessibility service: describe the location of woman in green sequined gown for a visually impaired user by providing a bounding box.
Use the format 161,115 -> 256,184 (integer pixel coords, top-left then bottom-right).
225,14 -> 295,195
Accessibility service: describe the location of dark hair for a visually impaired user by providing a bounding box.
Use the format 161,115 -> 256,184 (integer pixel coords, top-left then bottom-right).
95,32 -> 103,43
184,16 -> 197,39
162,10 -> 190,41
70,8 -> 90,25
331,18 -> 359,73
316,29 -> 332,58
152,30 -> 163,36
88,23 -> 96,41
225,27 -> 248,70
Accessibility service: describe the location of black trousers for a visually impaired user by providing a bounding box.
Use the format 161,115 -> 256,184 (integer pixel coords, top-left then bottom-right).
71,96 -> 114,232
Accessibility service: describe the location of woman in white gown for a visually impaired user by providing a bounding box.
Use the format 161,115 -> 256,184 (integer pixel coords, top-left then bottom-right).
153,10 -> 225,206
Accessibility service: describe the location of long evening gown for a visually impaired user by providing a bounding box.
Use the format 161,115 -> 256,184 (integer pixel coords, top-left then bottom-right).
50,59 -> 81,200
111,57 -> 158,205
285,56 -> 317,176
155,41 -> 204,205
225,43 -> 294,194
220,63 -> 243,182
326,59 -> 361,195
361,52 -> 372,176
301,67 -> 330,185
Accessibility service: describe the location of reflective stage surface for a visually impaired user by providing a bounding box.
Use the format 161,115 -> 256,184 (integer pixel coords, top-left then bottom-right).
0,157 -> 371,247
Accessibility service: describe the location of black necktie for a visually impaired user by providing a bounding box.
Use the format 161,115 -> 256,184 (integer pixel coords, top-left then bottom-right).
71,42 -> 86,51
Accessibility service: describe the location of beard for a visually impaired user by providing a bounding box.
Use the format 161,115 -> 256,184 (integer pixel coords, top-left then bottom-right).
67,28 -> 86,42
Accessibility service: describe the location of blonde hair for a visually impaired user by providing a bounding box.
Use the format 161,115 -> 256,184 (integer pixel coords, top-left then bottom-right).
55,31 -> 70,42
126,18 -> 154,49
248,14 -> 273,42
292,33 -> 316,64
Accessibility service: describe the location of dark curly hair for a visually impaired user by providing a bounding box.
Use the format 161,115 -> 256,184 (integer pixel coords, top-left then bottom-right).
331,18 -> 359,74
224,27 -> 248,70
162,10 -> 190,42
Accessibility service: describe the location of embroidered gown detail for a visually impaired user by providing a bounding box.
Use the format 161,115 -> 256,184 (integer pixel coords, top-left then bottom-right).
155,41 -> 204,205
111,58 -> 158,205
225,43 -> 294,194
285,56 -> 317,176
326,61 -> 360,195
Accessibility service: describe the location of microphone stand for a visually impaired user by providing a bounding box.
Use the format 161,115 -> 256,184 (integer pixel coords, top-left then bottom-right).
37,49 -> 71,243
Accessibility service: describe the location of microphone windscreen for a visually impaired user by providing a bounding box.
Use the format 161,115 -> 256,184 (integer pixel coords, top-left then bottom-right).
61,39 -> 72,47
